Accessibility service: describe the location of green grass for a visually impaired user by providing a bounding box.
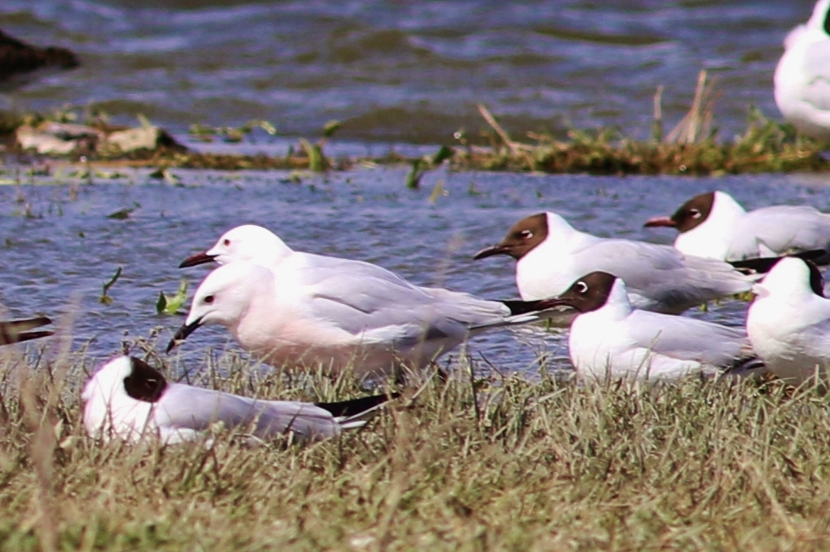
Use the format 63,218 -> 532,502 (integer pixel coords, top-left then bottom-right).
2,347 -> 830,551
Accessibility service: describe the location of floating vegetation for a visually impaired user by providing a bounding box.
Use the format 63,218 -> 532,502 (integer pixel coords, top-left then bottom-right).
1,73 -> 827,176
188,119 -> 277,143
99,266 -> 122,305
406,145 -> 454,189
156,280 -> 188,316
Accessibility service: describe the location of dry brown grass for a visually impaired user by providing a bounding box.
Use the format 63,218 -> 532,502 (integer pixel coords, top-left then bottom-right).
0,345 -> 827,550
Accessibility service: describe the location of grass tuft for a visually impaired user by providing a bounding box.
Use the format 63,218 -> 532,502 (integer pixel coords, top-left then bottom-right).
0,348 -> 828,549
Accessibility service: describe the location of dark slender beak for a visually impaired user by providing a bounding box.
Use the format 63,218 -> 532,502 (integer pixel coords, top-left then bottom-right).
166,318 -> 203,353
536,297 -> 573,311
473,244 -> 509,260
643,216 -> 676,228
178,251 -> 216,268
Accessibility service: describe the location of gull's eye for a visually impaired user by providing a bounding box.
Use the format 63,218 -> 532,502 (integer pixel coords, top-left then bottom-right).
689,209 -> 701,219
576,281 -> 588,293
520,229 -> 533,240
204,295 -> 215,304
223,239 -> 231,246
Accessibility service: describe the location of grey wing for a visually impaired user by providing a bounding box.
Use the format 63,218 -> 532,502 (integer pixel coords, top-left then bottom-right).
156,384 -> 339,439
579,239 -> 749,310
733,206 -> 830,256
627,310 -> 749,366
295,255 -> 507,344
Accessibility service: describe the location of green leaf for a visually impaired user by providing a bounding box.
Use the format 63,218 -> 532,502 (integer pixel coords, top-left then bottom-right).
159,280 -> 189,315
405,159 -> 423,189
323,120 -> 341,139
107,208 -> 133,220
156,291 -> 167,315
431,145 -> 455,165
100,266 -> 122,305
300,138 -> 325,172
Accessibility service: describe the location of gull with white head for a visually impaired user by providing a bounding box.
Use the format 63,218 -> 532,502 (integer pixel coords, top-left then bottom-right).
774,0 -> 830,141
171,228 -> 568,377
747,257 -> 830,385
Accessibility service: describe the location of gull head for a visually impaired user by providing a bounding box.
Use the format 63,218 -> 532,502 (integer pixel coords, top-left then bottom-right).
84,356 -> 168,404
167,261 -> 274,353
179,224 -> 292,268
754,257 -> 825,300
474,213 -> 548,261
539,271 -> 623,314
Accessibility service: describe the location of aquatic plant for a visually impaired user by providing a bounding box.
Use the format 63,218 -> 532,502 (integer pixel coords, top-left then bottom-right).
99,266 -> 122,305
1,74 -> 827,176
156,280 -> 188,316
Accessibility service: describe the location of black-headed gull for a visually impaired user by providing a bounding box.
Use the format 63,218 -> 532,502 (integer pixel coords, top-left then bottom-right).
168,258 -> 565,377
774,0 -> 830,141
645,191 -> 830,262
0,316 -> 52,345
747,258 -> 830,385
474,212 -> 759,314
82,356 -> 394,444
540,272 -> 764,382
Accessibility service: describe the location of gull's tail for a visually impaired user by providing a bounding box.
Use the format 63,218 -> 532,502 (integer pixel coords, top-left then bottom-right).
316,392 -> 400,431
0,316 -> 53,346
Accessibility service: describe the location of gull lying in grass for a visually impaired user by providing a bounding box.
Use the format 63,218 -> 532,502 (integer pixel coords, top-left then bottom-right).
774,0 -> 830,141
747,257 -> 830,385
169,258 -> 566,377
82,356 -> 394,445
645,190 -> 830,262
540,272 -> 764,382
0,316 -> 52,345
474,212 -> 764,314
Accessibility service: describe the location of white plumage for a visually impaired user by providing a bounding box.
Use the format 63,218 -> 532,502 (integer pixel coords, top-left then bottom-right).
82,356 -> 391,444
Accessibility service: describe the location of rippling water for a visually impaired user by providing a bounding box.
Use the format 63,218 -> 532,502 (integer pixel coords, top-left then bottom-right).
0,0 -> 819,145
2,168 -> 830,376
2,1 -> 829,378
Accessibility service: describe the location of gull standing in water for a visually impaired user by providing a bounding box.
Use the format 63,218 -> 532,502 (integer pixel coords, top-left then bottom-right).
645,190 -> 830,262
173,226 -> 568,377
474,212 -> 763,314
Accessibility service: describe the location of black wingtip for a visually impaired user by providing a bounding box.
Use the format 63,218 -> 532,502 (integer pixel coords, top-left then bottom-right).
0,317 -> 54,346
315,392 -> 400,418
730,249 -> 830,275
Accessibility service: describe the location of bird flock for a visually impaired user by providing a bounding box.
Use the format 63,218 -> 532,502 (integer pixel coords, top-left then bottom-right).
7,0 -> 830,447
4,189 -> 830,446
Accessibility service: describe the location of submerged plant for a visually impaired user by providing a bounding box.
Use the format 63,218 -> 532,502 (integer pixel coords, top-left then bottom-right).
156,280 -> 189,316
99,266 -> 122,305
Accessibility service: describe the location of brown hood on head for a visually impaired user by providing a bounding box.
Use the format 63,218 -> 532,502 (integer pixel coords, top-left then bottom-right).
124,357 -> 168,403
473,213 -> 548,261
644,191 -> 715,233
807,260 -> 826,297
539,271 -> 618,314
